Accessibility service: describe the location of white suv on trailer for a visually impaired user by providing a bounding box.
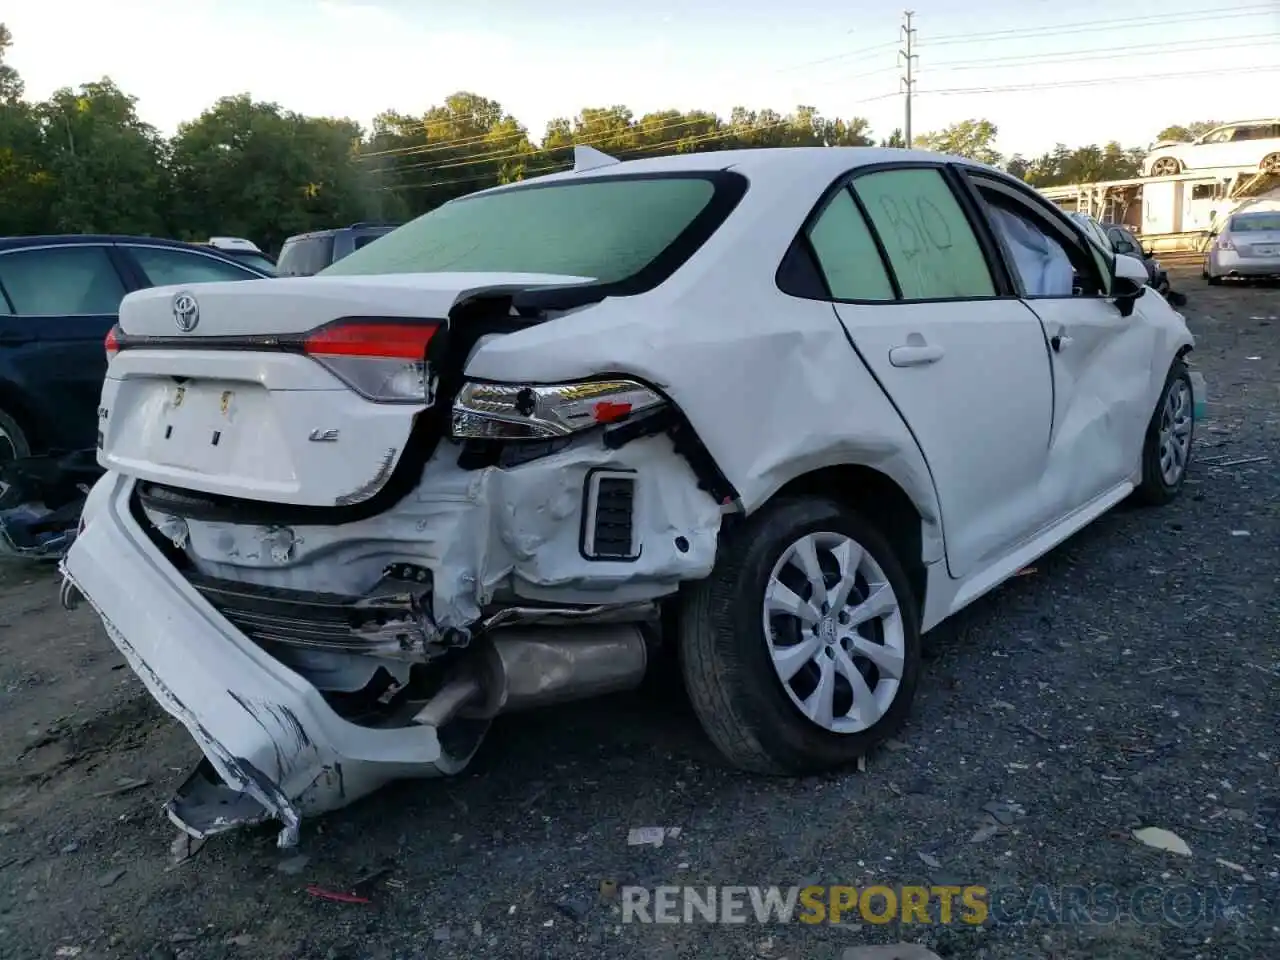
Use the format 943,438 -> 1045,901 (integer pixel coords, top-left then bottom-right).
63,146 -> 1198,846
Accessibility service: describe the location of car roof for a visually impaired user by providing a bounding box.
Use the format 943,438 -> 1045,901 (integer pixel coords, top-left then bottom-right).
0,234 -> 274,276
283,223 -> 401,242
469,146 -> 1003,197
0,234 -> 237,253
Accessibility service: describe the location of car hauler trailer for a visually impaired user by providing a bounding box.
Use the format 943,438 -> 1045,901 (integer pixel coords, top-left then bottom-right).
1039,165 -> 1280,255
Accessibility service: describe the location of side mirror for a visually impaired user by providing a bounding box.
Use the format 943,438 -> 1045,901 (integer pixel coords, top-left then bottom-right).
1112,253 -> 1149,317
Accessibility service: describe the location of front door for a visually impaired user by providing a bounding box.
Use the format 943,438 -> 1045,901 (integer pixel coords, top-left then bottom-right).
962,173 -> 1155,515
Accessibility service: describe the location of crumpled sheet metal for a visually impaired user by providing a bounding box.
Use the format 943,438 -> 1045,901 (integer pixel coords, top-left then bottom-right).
174,434 -> 723,630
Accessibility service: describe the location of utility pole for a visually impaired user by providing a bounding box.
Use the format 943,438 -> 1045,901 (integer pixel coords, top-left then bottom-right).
898,11 -> 918,148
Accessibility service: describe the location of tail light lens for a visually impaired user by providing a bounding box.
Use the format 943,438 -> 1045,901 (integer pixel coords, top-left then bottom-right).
1217,235 -> 1235,251
302,319 -> 440,403
105,324 -> 121,362
452,378 -> 666,439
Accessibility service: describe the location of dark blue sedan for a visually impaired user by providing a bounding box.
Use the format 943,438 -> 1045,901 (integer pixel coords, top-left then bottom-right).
0,235 -> 270,501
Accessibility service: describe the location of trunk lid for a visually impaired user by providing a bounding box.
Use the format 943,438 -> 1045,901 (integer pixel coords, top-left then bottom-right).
101,272 -> 593,510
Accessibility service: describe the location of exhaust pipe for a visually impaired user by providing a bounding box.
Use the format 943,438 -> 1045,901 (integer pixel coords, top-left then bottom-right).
412,625 -> 649,727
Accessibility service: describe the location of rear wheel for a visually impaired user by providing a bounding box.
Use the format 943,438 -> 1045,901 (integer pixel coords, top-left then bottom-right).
1150,156 -> 1181,176
1261,153 -> 1280,175
0,407 -> 32,509
1207,274 -> 1222,286
679,497 -> 921,775
1134,360 -> 1194,506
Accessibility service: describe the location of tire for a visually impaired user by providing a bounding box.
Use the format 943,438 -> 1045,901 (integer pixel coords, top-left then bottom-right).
1133,359 -> 1194,507
1207,274 -> 1222,286
1262,153 -> 1280,175
679,496 -> 922,775
0,406 -> 33,510
1150,157 -> 1181,176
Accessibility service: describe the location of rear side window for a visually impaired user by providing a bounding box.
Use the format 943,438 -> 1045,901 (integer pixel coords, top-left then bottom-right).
850,169 -> 995,300
320,175 -> 724,285
129,246 -> 262,286
0,246 -> 127,315
805,189 -> 895,300
277,235 -> 336,277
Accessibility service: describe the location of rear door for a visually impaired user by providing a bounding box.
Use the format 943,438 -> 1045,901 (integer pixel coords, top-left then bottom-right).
962,171 -> 1155,515
813,163 -> 1055,578
0,244 -> 134,451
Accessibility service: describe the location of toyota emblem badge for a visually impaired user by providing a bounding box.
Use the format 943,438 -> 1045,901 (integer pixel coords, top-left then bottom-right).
172,292 -> 200,332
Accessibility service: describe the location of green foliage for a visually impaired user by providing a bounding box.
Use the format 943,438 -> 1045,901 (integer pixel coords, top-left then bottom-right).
0,22 -> 1219,249
1155,121 -> 1220,143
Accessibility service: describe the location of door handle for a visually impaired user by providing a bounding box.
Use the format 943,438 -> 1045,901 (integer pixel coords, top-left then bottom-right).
888,343 -> 944,367
1050,333 -> 1074,353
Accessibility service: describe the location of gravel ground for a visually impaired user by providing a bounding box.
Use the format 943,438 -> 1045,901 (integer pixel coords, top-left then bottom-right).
1,268 -> 1277,960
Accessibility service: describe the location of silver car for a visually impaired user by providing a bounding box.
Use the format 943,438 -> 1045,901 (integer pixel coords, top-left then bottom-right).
1205,210 -> 1280,284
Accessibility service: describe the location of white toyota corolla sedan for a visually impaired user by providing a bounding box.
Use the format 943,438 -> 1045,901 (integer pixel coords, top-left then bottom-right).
62,146 -> 1200,846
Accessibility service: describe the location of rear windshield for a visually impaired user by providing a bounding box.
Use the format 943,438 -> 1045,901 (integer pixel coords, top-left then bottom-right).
319,174 -> 733,286
277,235 -> 336,277
1230,212 -> 1280,232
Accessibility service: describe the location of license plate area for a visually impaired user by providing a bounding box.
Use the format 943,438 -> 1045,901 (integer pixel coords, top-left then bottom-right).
111,378 -> 293,483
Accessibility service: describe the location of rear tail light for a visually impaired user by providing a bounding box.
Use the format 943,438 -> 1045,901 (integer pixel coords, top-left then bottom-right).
1217,235 -> 1235,251
105,324 -> 121,362
302,318 -> 440,403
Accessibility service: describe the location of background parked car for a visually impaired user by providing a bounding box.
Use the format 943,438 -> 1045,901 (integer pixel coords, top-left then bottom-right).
0,235 -> 269,506
205,236 -> 277,275
1068,212 -> 1176,299
1142,119 -> 1280,177
275,222 -> 402,277
1203,208 -> 1280,285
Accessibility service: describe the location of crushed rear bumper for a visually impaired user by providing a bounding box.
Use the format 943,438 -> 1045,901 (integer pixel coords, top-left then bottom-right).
61,474 -> 465,847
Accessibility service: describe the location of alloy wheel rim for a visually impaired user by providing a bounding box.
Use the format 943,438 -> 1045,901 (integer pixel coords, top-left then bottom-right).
761,531 -> 906,734
1158,379 -> 1193,486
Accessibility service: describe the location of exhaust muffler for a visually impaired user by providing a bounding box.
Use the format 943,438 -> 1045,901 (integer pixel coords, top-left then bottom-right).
412,625 -> 649,728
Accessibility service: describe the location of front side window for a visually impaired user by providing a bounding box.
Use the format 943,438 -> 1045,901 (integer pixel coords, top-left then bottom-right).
130,247 -> 262,286
849,168 -> 995,300
975,181 -> 1111,298
1200,128 -> 1233,145
805,188 -> 895,301
0,246 -> 127,316
984,203 -> 1076,297
320,174 -> 734,289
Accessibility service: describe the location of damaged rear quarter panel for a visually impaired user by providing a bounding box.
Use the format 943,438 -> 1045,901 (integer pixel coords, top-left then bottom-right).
464,285 -> 944,565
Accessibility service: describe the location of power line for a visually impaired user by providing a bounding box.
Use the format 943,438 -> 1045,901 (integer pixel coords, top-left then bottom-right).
924,32 -> 1274,71
917,4 -> 1274,46
916,63 -> 1277,97
385,60 -> 1275,188
386,98 -> 909,193
357,40 -> 901,162
386,91 -> 903,179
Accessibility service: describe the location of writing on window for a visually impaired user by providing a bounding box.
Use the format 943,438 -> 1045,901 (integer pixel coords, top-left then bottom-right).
851,169 -> 995,300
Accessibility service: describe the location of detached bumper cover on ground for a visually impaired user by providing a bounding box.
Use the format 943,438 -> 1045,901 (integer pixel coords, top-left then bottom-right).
61,475 -> 463,847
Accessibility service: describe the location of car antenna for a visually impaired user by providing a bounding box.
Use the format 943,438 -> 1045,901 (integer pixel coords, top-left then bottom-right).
573,145 -> 620,173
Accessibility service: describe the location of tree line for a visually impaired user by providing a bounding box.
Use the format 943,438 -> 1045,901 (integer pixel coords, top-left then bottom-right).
0,24 -> 1218,254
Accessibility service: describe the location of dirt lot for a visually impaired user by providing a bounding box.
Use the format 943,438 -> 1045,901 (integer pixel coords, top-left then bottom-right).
1,268 -> 1277,960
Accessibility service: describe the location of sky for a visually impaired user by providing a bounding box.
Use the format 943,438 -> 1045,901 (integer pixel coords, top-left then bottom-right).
4,0 -> 1278,157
